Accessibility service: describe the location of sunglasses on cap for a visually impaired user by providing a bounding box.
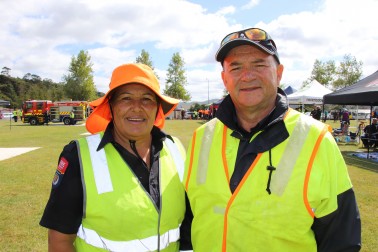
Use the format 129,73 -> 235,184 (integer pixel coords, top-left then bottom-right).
218,27 -> 279,63
221,27 -> 274,45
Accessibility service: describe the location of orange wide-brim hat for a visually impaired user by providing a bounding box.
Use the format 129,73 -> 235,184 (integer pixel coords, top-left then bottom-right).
86,63 -> 179,134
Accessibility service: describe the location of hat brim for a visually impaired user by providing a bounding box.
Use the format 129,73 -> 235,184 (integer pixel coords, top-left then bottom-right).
215,38 -> 277,62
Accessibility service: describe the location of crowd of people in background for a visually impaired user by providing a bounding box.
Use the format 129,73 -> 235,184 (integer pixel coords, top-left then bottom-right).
292,105 -> 378,149
176,108 -> 217,120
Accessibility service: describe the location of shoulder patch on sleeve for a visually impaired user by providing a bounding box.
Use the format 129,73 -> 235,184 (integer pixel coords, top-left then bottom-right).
52,157 -> 69,188
57,157 -> 69,174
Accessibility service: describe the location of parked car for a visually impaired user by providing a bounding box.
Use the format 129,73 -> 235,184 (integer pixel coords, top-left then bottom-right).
0,112 -> 13,119
184,111 -> 195,119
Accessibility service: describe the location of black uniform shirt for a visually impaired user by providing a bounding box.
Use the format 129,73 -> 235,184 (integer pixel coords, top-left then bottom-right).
39,123 -> 168,234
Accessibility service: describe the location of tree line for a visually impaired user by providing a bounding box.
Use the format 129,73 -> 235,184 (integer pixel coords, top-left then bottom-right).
1,49 -> 363,109
0,49 -> 191,109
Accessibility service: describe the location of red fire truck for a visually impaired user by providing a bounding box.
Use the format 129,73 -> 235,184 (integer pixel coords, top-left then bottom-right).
22,100 -> 90,125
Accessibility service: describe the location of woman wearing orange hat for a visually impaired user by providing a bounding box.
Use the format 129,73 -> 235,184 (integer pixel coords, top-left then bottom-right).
40,63 -> 189,251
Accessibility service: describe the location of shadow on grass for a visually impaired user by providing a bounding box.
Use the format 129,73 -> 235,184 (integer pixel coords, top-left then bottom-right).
341,151 -> 378,173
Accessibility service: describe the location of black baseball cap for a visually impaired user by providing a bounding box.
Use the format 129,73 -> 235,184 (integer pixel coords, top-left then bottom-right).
215,27 -> 280,64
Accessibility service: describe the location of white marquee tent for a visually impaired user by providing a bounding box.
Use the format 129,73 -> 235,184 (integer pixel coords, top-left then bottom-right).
287,80 -> 332,105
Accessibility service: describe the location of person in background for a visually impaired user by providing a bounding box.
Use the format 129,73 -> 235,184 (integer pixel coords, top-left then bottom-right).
69,109 -> 75,125
18,109 -> 23,122
341,108 -> 350,125
44,109 -> 49,126
323,110 -> 328,122
40,63 -> 188,251
182,27 -> 361,251
361,118 -> 378,148
333,110 -> 338,122
198,110 -> 202,119
310,105 -> 321,120
12,109 -> 18,122
338,108 -> 350,134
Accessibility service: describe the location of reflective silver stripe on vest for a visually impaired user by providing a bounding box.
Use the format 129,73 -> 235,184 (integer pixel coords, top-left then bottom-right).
197,119 -> 217,184
85,134 -> 184,194
77,224 -> 180,251
270,115 -> 312,196
164,138 -> 184,181
86,134 -> 113,194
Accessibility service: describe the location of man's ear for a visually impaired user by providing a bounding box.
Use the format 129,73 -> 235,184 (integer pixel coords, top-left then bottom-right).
221,70 -> 228,91
276,64 -> 284,83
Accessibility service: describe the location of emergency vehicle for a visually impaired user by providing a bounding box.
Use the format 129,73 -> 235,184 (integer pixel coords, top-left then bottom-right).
22,100 -> 90,125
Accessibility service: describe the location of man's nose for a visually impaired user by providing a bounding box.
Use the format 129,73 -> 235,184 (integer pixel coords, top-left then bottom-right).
241,69 -> 256,81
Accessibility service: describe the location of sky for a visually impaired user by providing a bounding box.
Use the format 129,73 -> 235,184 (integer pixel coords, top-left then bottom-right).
1,0 -> 377,103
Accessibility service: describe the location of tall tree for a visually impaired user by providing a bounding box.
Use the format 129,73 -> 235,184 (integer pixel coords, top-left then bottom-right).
135,49 -> 159,79
23,73 -> 42,83
63,50 -> 97,101
135,49 -> 153,67
306,54 -> 363,90
307,59 -> 336,87
333,54 -> 363,89
164,53 -> 191,101
1,67 -> 11,76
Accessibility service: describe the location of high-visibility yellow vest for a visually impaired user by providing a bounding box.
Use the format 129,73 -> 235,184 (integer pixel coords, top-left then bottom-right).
75,133 -> 186,251
184,109 -> 352,252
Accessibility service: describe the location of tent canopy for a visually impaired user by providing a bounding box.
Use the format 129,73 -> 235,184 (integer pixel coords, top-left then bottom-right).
323,70 -> 378,158
283,86 -> 297,95
323,70 -> 378,106
287,80 -> 332,105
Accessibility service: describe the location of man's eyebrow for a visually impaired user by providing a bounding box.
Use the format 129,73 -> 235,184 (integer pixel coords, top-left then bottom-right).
229,61 -> 242,67
251,58 -> 266,63
228,58 -> 267,67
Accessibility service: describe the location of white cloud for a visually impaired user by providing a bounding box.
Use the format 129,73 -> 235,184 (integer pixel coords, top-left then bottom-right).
258,0 -> 378,89
216,6 -> 236,16
242,0 -> 260,10
1,0 -> 377,102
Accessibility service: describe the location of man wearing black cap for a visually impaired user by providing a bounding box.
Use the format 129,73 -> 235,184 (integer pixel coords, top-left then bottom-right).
181,28 -> 361,251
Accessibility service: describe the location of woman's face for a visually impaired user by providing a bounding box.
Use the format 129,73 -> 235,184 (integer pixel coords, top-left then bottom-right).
110,83 -> 158,141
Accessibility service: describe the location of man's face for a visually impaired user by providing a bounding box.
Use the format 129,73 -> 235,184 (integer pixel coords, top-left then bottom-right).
221,45 -> 283,113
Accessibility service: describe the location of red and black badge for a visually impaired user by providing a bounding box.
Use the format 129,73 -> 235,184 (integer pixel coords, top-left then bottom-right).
52,157 -> 69,188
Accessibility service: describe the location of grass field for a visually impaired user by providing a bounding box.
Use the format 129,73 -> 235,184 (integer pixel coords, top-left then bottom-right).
0,118 -> 377,251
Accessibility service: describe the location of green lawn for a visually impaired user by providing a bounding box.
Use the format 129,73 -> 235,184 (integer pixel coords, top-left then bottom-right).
0,118 -> 376,251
